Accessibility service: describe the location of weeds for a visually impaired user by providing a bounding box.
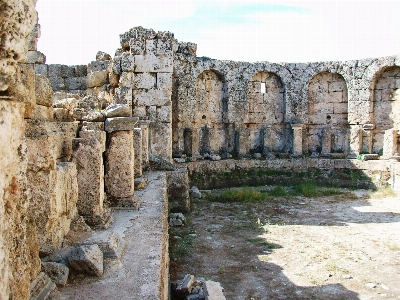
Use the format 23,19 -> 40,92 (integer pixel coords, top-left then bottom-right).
207,187 -> 268,203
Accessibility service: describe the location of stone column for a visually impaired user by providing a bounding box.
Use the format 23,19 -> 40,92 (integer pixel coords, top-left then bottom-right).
348,125 -> 362,158
237,128 -> 250,157
383,129 -> 398,159
74,122 -> 111,227
291,124 -> 304,157
133,128 -> 143,177
362,124 -> 374,154
321,126 -> 332,156
183,128 -> 193,157
137,120 -> 150,166
104,117 -> 140,208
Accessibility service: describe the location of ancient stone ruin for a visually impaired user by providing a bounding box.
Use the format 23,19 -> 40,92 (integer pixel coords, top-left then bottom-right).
0,0 -> 400,299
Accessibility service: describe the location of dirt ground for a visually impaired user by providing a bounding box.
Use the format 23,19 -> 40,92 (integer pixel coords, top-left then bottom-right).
170,187 -> 400,300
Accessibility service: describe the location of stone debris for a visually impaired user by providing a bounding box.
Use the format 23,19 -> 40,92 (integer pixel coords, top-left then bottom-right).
80,231 -> 125,259
169,213 -> 186,226
171,275 -> 214,300
96,51 -> 112,61
134,176 -> 149,190
203,280 -> 226,300
67,244 -> 104,277
41,262 -> 69,287
29,272 -> 57,300
360,154 -> 379,161
105,104 -> 132,118
190,186 -> 202,199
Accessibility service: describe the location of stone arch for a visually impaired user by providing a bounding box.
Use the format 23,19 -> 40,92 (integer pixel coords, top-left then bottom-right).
193,70 -> 227,154
371,66 -> 400,155
307,72 -> 349,155
246,71 -> 286,153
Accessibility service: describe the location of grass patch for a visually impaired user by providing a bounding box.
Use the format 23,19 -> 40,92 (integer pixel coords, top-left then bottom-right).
207,187 -> 268,203
370,186 -> 397,198
293,182 -> 318,197
269,186 -> 287,196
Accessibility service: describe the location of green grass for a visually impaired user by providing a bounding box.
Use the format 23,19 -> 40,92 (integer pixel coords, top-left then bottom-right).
269,186 -> 288,196
207,187 -> 268,203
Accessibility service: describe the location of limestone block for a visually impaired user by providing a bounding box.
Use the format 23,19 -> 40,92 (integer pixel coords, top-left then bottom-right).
96,51 -> 112,61
156,38 -> 173,54
72,136 -> 105,217
134,72 -> 156,89
49,76 -> 66,91
129,38 -> 146,55
54,108 -> 74,122
33,104 -> 54,121
105,130 -> 135,198
109,72 -> 119,88
133,106 -> 147,117
35,74 -> 53,106
157,105 -> 171,123
146,39 -> 157,53
348,125 -> 362,158
138,121 -> 150,164
80,231 -> 125,259
26,50 -> 46,64
87,70 -> 108,88
121,52 -> 135,72
29,272 -> 56,300
167,170 -> 190,212
48,64 -> 64,78
150,122 -> 172,160
74,65 -> 88,77
237,128 -> 251,156
34,64 -> 48,76
88,60 -> 110,72
148,105 -> 157,121
133,88 -> 171,106
112,55 -> 122,75
65,76 -> 87,90
135,54 -> 173,72
133,128 -> 143,177
157,73 -> 172,90
105,117 -> 138,132
383,129 -> 398,158
105,104 -> 132,118
67,244 -> 103,277
41,262 -> 69,287
81,121 -> 105,132
119,71 -> 134,88
28,23 -> 41,50
114,87 -> 132,106
204,281 -> 226,300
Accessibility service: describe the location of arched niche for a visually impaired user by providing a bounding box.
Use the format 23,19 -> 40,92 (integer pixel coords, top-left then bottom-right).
372,66 -> 400,155
307,72 -> 348,155
247,71 -> 285,153
194,70 -> 226,154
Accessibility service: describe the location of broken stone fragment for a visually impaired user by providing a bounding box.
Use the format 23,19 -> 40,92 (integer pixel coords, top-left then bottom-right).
67,244 -> 104,277
203,281 -> 226,300
105,104 -> 132,118
29,272 -> 57,300
134,176 -> 148,190
41,262 -> 69,287
104,117 -> 139,132
87,70 -> 108,88
35,74 -> 54,107
27,50 -> 46,64
169,213 -> 186,226
96,51 -> 112,61
210,154 -> 221,161
176,274 -> 195,295
83,111 -> 106,122
80,231 -> 125,259
190,186 -> 201,199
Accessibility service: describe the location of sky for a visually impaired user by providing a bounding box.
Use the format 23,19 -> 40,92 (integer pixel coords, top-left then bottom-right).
36,0 -> 400,65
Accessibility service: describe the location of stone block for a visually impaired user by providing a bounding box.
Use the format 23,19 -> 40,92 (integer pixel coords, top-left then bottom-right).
133,88 -> 171,106
35,74 -> 53,106
111,194 -> 141,209
80,231 -> 125,259
96,51 -> 112,61
81,121 -> 105,132
114,87 -> 132,106
49,76 -> 66,91
119,71 -> 134,88
87,70 -> 108,88
105,117 -> 139,132
203,281 -> 226,300
150,122 -> 172,160
33,104 -> 54,121
67,244 -> 103,277
72,137 -> 106,218
29,272 -> 56,300
157,105 -> 171,123
105,104 -> 132,118
176,274 -> 194,294
134,72 -> 156,89
74,65 -> 88,77
105,130 -> 135,198
41,262 -> 69,287
146,39 -> 157,53
121,52 -> 135,72
27,50 -> 46,64
129,38 -> 146,55
34,63 -> 48,76
156,38 -> 173,54
88,60 -> 110,72
157,72 -> 172,90
133,106 -> 147,117
133,128 -> 143,177
167,170 -> 190,212
135,54 -> 173,73
112,55 -> 122,75
65,76 -> 87,90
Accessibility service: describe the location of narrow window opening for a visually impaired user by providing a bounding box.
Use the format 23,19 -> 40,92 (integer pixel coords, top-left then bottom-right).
260,82 -> 266,94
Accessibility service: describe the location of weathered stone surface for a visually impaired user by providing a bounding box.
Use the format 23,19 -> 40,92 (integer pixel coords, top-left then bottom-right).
105,104 -> 132,118
29,272 -> 57,300
133,128 -> 143,177
176,274 -> 194,294
134,176 -> 148,190
167,170 -> 190,212
35,74 -> 53,106
105,130 -> 135,198
80,231 -> 125,259
41,262 -> 69,287
190,186 -> 201,198
26,50 -> 46,64
67,244 -> 103,277
203,281 -> 226,300
87,70 -> 108,88
96,51 -> 112,61
105,117 -> 139,132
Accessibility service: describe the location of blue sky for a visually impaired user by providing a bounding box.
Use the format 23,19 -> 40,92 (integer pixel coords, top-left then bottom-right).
36,0 -> 400,65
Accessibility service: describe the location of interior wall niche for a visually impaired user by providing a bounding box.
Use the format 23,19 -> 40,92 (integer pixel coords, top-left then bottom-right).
191,70 -> 226,155
372,66 -> 400,154
247,71 -> 285,153
307,72 -> 348,155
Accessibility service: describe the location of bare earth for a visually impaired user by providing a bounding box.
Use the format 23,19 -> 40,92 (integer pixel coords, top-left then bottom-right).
170,189 -> 400,300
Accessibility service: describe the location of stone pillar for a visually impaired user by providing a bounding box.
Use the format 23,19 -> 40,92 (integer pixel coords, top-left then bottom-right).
138,120 -> 150,166
362,124 -> 374,154
291,124 -> 304,157
133,128 -> 143,177
104,117 -> 140,208
383,129 -> 398,159
184,128 -> 193,157
236,128 -> 251,157
321,126 -> 332,156
348,125 -> 362,158
73,122 -> 110,227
